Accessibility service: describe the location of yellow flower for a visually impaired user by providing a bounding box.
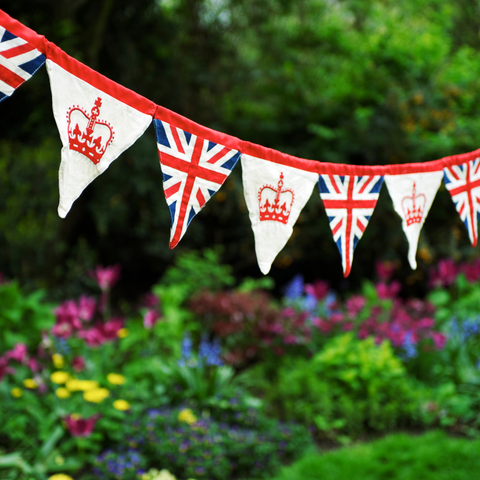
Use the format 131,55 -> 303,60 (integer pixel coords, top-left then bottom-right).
70,413 -> 81,420
50,371 -> 70,384
23,378 -> 37,389
48,475 -> 74,480
113,399 -> 130,411
178,408 -> 197,425
11,387 -> 23,398
107,373 -> 126,385
52,353 -> 64,368
54,456 -> 65,465
66,379 -> 99,392
83,388 -> 109,403
117,328 -> 129,338
55,387 -> 71,399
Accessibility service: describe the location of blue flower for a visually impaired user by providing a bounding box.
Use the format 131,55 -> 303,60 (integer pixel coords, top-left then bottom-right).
402,331 -> 417,360
284,275 -> 304,301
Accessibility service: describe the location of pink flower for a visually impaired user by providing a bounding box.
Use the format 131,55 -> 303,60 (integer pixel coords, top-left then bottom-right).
429,259 -> 459,288
79,318 -> 124,346
0,357 -> 14,381
375,261 -> 395,281
143,309 -> 161,329
376,281 -> 401,300
330,312 -> 344,323
5,343 -> 28,363
53,300 -> 82,338
64,414 -> 101,437
462,258 -> 480,283
345,295 -> 366,317
312,317 -> 333,333
342,322 -> 354,331
143,292 -> 159,308
90,265 -> 121,291
78,295 -> 96,322
28,357 -> 41,373
283,335 -> 297,345
305,280 -> 329,301
72,356 -> 86,372
431,332 -> 447,350
418,318 -> 434,329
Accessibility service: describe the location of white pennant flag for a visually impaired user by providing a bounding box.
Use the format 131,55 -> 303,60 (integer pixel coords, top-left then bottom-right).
46,59 -> 152,217
242,154 -> 318,274
384,171 -> 443,269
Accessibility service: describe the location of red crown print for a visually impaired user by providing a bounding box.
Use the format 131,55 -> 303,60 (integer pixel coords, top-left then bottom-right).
258,172 -> 295,224
67,97 -> 114,165
402,182 -> 426,226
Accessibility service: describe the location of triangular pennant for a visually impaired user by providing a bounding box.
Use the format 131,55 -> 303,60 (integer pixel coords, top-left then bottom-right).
384,171 -> 443,269
46,60 -> 153,217
318,174 -> 383,277
154,119 -> 241,248
242,154 -> 318,274
0,25 -> 45,102
444,158 -> 480,246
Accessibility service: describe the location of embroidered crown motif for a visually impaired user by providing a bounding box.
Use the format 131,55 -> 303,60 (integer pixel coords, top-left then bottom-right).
402,182 -> 426,226
258,172 -> 295,224
67,97 -> 114,164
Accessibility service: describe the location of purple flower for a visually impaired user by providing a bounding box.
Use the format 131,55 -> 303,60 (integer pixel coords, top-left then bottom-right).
284,275 -> 304,301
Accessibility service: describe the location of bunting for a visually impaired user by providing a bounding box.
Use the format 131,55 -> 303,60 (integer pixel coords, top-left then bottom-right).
384,172 -> 443,269
318,174 -> 383,277
1,7 -> 480,278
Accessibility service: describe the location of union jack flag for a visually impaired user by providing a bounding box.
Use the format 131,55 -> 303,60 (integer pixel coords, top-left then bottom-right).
318,174 -> 384,277
0,26 -> 45,102
444,158 -> 480,246
154,119 -> 241,248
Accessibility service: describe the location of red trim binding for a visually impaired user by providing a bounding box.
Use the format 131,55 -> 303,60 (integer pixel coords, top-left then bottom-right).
0,9 -> 47,53
46,42 -> 156,116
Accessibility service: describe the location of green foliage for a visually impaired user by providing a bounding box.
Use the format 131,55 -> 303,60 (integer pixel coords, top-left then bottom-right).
248,334 -> 421,440
268,430 -> 480,480
0,280 -> 55,351
127,405 -> 312,480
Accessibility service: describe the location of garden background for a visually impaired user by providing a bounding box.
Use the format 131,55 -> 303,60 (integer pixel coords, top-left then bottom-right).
2,0 -> 480,479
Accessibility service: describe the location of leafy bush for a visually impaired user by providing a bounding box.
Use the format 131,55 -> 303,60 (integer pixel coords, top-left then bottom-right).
248,333 -> 422,441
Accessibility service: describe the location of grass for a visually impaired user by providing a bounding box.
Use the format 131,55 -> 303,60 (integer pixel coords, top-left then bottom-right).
265,430 -> 480,480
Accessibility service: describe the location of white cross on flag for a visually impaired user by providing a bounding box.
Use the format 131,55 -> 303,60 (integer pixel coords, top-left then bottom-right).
384,171 -> 443,269
444,158 -> 480,246
0,25 -> 45,102
46,52 -> 154,218
154,119 -> 241,248
318,174 -> 383,277
242,154 -> 318,274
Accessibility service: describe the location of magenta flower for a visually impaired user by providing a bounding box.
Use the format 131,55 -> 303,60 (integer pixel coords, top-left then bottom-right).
53,300 -> 82,338
305,280 -> 329,301
345,295 -> 366,317
79,318 -> 124,346
72,356 -> 86,372
376,281 -> 401,300
28,357 -> 41,373
64,414 -> 101,437
90,265 -> 121,291
462,258 -> 480,283
429,259 -> 459,288
0,356 -> 14,381
431,332 -> 447,350
375,261 -> 395,282
78,295 -> 96,322
143,309 -> 161,329
143,292 -> 159,308
5,343 -> 28,363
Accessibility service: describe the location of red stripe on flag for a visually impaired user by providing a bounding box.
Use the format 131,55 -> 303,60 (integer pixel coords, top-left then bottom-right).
0,43 -> 34,59
322,199 -> 377,209
331,218 -> 343,236
448,178 -> 480,197
171,127 -> 186,155
358,176 -> 372,194
0,63 -> 24,89
207,146 -> 229,164
448,167 -> 460,181
458,203 -> 465,217
329,175 -> 341,194
196,188 -> 206,208
356,217 -> 366,233
164,181 -> 181,199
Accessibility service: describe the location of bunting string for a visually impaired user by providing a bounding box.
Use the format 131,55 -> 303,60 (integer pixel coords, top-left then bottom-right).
1,8 -> 480,277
